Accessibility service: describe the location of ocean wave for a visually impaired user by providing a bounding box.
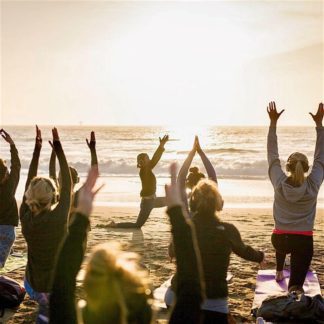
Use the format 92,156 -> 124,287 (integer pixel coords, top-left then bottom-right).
18,158 -> 271,179
177,148 -> 259,154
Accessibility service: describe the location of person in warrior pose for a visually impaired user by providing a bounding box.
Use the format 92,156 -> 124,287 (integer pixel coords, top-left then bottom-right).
108,135 -> 169,228
267,101 -> 323,292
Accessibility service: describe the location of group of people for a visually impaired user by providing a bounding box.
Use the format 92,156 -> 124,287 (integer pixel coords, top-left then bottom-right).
0,101 -> 323,324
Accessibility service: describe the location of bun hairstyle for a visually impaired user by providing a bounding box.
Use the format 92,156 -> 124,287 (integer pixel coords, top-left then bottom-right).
58,166 -> 79,188
186,166 -> 205,190
286,152 -> 309,187
25,177 -> 59,214
189,179 -> 223,215
83,243 -> 152,324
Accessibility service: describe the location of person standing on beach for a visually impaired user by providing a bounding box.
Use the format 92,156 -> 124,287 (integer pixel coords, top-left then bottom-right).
20,126 -> 72,324
0,129 -> 21,268
267,101 -> 323,292
108,134 -> 169,228
49,130 -> 98,213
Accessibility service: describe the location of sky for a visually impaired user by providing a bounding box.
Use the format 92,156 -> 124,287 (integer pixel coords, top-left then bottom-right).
1,0 -> 323,126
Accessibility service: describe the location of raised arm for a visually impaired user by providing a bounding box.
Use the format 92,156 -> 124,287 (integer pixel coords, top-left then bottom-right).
20,126 -> 42,215
49,145 -> 58,188
51,128 -> 72,217
86,131 -> 98,167
166,164 -> 204,324
150,134 -> 168,169
196,136 -> 217,183
227,223 -> 264,264
1,129 -> 21,194
308,103 -> 324,189
267,101 -> 286,187
50,167 -> 100,324
177,138 -> 196,207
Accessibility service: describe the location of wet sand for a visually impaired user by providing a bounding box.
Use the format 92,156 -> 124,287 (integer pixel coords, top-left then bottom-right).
3,206 -> 324,323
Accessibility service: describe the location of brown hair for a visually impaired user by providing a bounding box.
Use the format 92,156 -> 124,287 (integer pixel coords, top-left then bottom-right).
189,179 -> 223,215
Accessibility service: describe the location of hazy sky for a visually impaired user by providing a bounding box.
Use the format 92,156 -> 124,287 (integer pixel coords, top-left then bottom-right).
1,0 -> 323,126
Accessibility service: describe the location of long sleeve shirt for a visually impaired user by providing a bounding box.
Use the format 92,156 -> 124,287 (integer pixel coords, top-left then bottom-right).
177,149 -> 217,211
190,213 -> 263,299
0,144 -> 21,226
20,141 -> 72,292
267,126 -> 324,231
139,144 -> 164,197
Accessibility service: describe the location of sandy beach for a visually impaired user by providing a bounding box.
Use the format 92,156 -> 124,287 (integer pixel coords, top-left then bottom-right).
2,206 -> 324,323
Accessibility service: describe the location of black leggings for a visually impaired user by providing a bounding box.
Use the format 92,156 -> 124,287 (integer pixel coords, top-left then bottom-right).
115,196 -> 166,228
271,233 -> 313,290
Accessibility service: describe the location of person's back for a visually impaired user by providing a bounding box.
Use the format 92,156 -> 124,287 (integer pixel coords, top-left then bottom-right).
20,127 -> 71,296
267,101 -> 323,290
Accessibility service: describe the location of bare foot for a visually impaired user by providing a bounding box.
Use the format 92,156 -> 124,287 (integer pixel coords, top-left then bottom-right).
275,270 -> 284,282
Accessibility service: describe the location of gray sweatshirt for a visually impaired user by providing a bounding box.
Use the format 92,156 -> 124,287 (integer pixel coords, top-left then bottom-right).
267,126 -> 323,231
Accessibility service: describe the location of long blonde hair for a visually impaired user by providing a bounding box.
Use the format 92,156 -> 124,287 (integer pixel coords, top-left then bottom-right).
24,177 -> 58,215
82,243 -> 153,324
189,179 -> 223,215
286,152 -> 309,187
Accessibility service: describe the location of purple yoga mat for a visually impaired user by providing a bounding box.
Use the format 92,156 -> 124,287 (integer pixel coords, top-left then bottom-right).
252,269 -> 322,310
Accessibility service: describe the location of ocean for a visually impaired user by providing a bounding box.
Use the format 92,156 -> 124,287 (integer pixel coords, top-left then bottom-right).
1,125 -> 323,208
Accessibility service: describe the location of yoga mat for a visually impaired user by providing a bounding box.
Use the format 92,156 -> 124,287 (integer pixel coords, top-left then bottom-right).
252,269 -> 322,311
154,272 -> 233,309
0,253 -> 27,275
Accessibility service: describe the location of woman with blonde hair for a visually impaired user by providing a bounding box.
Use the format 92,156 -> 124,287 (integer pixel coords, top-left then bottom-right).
50,164 -> 204,324
267,102 -> 323,291
20,126 -> 71,324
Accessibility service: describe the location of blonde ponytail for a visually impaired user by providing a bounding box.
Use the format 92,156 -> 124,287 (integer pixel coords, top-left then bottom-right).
291,160 -> 305,187
286,152 -> 309,187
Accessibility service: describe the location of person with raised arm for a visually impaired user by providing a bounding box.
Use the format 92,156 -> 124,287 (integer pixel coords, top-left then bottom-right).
49,130 -> 98,210
167,176 -> 266,323
0,129 -> 21,268
50,163 -> 204,324
267,101 -> 323,291
177,135 -> 217,212
20,126 -> 72,324
108,134 -> 169,228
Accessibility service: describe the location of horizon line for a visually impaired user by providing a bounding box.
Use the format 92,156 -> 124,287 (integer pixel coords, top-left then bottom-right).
0,123 -> 316,127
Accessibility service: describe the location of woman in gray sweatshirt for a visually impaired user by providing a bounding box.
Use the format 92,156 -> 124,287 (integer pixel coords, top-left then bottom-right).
267,101 -> 323,292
